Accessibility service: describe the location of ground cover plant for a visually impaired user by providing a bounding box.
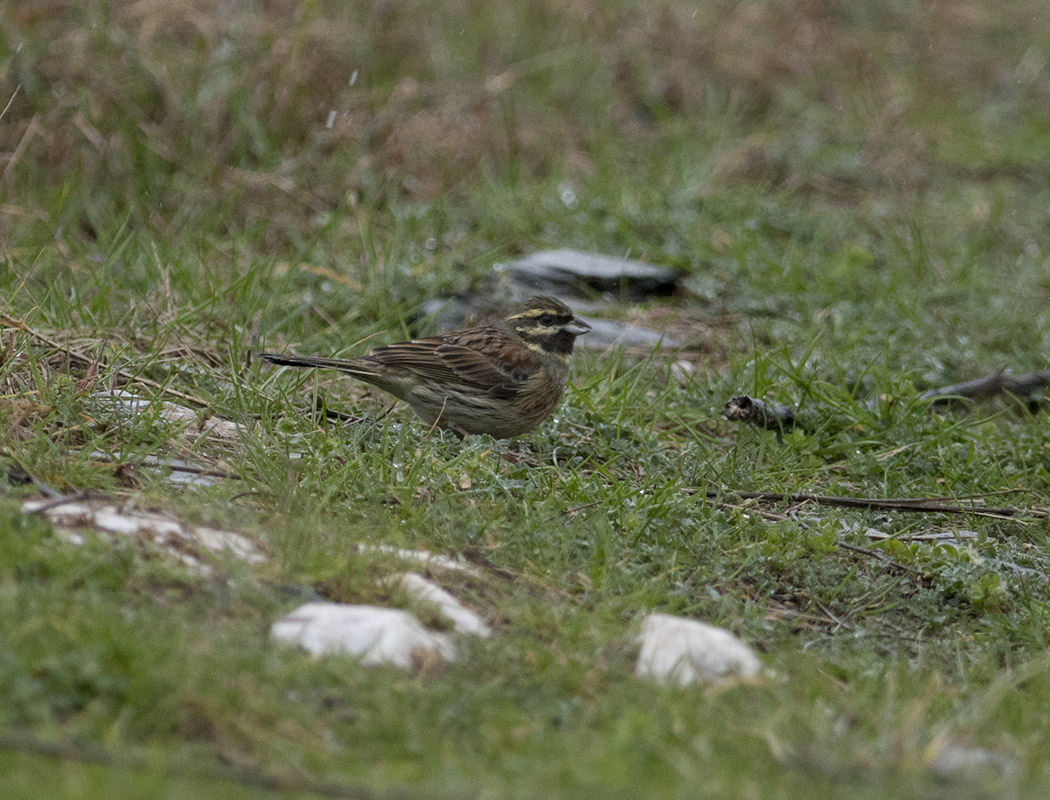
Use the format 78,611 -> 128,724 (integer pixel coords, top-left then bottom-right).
2,1 -> 1050,797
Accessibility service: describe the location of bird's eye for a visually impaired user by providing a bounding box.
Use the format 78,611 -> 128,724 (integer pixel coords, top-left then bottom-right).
538,313 -> 555,326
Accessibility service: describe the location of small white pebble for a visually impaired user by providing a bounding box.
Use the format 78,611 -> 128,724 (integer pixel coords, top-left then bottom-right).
388,573 -> 491,637
271,602 -> 455,668
635,612 -> 760,686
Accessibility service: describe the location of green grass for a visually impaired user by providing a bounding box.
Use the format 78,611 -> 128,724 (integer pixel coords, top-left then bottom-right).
3,1 -> 1050,797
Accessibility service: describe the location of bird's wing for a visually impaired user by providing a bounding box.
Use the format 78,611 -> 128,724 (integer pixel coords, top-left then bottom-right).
368,330 -> 538,399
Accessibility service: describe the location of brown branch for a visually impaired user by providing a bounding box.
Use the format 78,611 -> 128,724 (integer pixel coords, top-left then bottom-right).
725,367 -> 1050,435
699,489 -> 1048,519
86,452 -> 243,481
919,368 -> 1050,404
704,493 -> 928,574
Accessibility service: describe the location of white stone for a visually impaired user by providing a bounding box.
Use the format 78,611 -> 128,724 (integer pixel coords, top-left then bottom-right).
635,613 -> 760,686
271,602 -> 455,667
99,390 -> 244,439
358,544 -> 480,575
21,499 -> 265,571
388,573 -> 491,637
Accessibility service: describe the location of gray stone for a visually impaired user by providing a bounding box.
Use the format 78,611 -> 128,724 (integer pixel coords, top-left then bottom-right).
505,249 -> 679,298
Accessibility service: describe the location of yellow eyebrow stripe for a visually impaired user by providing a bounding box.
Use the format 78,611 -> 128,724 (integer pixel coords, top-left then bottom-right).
510,308 -> 555,319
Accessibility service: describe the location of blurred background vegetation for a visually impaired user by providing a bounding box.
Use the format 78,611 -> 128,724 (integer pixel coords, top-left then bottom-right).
5,1 -> 1050,294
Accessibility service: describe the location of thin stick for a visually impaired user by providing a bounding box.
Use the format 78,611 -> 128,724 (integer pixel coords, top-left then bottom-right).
919,368 -> 1050,403
698,489 -> 1048,518
836,541 -> 924,575
725,367 -> 1050,434
87,452 -> 243,481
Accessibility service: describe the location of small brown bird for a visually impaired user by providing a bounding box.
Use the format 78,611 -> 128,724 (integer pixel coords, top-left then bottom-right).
258,296 -> 591,438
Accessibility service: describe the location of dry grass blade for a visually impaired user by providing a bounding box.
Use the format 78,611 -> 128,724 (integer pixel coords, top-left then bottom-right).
1,313 -> 210,408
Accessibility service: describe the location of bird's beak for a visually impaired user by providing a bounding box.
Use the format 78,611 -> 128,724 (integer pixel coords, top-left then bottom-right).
565,316 -> 592,336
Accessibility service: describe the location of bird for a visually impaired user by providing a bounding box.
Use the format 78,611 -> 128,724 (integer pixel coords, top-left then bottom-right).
257,295 -> 591,439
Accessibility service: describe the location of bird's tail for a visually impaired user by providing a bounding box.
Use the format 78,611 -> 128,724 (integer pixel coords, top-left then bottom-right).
256,352 -> 377,377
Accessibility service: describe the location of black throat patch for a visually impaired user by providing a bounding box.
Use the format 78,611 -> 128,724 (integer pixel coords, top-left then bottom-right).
519,327 -> 576,356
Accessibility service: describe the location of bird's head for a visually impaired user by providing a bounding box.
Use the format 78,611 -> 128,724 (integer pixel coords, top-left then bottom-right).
506,296 -> 591,357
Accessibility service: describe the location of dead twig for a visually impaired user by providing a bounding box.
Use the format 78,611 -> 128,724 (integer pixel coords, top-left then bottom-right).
725,367 -> 1050,436
87,452 -> 243,482
835,540 -> 924,575
698,489 -> 1048,519
704,493 -> 928,574
919,368 -> 1050,404
723,395 -> 803,437
22,491 -> 99,514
